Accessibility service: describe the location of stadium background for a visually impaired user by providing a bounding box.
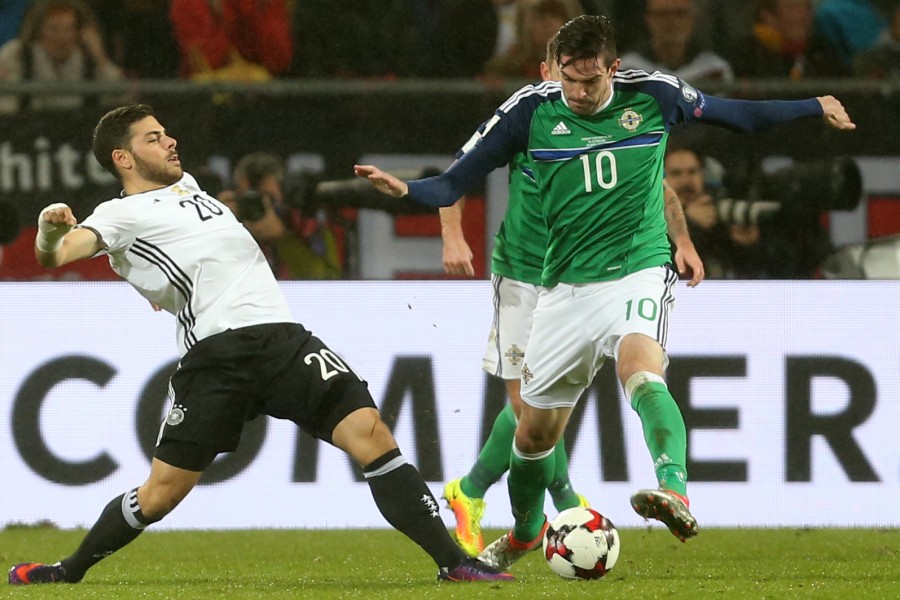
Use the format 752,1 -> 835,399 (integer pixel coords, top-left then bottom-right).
1,75 -> 899,533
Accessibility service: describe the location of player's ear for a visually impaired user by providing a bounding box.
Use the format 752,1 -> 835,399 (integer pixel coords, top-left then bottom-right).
112,148 -> 131,171
540,61 -> 551,82
609,57 -> 621,75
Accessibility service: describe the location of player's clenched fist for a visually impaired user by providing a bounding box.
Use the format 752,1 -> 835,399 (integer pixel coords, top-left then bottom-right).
37,203 -> 77,253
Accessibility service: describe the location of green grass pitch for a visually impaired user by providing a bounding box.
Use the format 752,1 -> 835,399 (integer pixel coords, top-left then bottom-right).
2,526 -> 899,599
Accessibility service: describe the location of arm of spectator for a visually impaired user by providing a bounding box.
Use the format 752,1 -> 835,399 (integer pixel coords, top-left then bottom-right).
81,24 -> 123,80
439,199 -> 475,277
663,179 -> 704,287
0,40 -> 22,113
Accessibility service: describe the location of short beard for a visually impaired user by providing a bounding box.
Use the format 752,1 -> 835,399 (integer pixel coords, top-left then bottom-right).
132,153 -> 181,187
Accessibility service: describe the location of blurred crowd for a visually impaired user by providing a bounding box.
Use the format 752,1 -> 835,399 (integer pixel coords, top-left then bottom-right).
0,0 -> 894,282
0,0 -> 897,91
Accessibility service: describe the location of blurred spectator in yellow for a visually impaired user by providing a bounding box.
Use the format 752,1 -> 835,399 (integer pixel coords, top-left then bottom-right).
729,0 -> 850,79
0,0 -> 124,114
621,0 -> 734,82
219,153 -> 342,280
484,0 -> 582,79
169,0 -> 293,81
854,2 -> 900,78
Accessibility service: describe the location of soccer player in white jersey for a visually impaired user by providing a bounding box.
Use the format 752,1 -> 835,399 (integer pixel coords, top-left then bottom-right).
356,15 -> 854,571
8,104 -> 512,585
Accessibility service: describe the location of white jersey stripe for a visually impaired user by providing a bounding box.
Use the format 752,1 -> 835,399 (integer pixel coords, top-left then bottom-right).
499,81 -> 561,114
128,245 -> 197,348
614,69 -> 680,88
130,239 -> 199,347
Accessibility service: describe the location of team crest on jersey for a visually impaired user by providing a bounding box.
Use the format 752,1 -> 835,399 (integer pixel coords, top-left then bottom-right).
681,83 -> 698,103
170,184 -> 189,196
505,344 -> 525,366
521,363 -> 533,385
551,121 -> 571,135
618,109 -> 643,131
166,404 -> 187,426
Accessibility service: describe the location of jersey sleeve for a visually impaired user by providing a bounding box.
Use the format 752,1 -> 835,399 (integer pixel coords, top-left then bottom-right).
632,70 -> 824,133
407,83 -> 542,207
78,199 -> 138,255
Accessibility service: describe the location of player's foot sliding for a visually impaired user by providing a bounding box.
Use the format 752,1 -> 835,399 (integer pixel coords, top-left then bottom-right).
630,488 -> 698,542
437,557 -> 514,582
8,562 -> 68,585
477,519 -> 549,571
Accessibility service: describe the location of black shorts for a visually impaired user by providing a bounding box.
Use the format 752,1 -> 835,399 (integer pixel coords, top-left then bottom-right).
155,323 -> 376,469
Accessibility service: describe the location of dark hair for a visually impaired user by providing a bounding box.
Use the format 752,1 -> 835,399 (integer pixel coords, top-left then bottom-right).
231,152 -> 284,189
92,104 -> 156,178
18,0 -> 98,44
549,14 -> 617,71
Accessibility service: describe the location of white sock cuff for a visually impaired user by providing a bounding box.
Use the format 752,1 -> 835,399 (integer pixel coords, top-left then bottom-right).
512,442 -> 555,462
121,488 -> 148,530
624,371 -> 666,402
362,454 -> 408,478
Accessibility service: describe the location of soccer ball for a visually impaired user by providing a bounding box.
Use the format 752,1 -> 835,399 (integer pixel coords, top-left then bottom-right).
542,506 -> 620,579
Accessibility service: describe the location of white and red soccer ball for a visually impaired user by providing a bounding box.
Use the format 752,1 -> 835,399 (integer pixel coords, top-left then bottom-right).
543,506 -> 620,579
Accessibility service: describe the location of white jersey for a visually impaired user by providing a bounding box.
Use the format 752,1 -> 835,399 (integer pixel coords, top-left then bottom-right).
79,173 -> 293,356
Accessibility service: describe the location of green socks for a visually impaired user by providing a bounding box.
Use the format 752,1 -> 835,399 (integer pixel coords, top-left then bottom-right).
509,446 -> 554,542
460,404 -> 517,498
548,437 -> 581,510
630,380 -> 688,496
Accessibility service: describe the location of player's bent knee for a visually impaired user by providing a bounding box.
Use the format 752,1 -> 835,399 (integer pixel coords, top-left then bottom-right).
332,408 -> 398,465
137,486 -> 188,522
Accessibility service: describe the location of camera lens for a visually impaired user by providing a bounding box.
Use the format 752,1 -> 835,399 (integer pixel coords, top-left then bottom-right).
235,191 -> 267,222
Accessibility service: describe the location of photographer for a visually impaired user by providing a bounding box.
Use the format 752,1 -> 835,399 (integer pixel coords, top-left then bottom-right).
221,152 -> 341,280
664,142 -> 767,279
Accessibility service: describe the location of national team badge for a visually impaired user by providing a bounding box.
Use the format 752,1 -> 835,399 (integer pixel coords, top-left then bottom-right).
166,404 -> 187,426
618,109 -> 642,131
681,83 -> 698,103
505,344 -> 525,366
521,363 -> 533,385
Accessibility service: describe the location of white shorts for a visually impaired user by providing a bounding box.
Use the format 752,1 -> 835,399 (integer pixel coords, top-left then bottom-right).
482,275 -> 539,380
521,265 -> 677,410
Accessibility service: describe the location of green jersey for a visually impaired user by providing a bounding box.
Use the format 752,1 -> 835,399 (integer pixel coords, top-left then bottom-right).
411,71 -> 823,287
452,74 -> 687,287
526,77 -> 675,286
491,153 -> 546,285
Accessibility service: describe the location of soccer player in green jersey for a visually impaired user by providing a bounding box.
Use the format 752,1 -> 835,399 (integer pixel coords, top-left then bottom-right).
438,55 -> 591,557
438,50 -> 700,557
356,15 -> 854,570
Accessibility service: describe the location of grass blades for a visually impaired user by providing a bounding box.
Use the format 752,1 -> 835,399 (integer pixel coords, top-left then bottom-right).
2,527 -> 899,599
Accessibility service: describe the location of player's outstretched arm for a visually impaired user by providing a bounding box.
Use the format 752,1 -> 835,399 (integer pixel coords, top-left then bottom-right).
817,95 -> 856,130
34,203 -> 102,268
353,164 -> 409,198
440,200 -> 475,277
